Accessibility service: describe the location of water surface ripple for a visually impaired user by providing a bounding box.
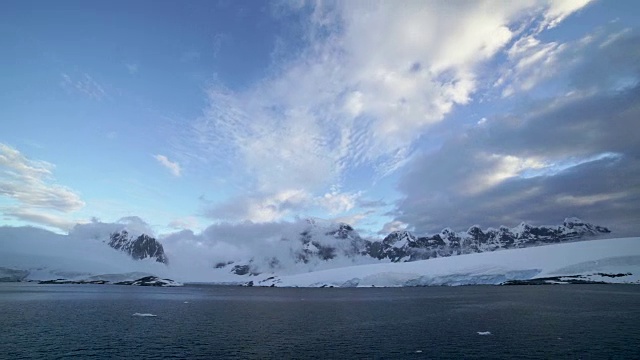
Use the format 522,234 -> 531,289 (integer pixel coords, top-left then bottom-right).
1,284 -> 639,359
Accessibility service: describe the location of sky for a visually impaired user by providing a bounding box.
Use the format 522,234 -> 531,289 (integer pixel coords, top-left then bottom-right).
1,0 -> 640,240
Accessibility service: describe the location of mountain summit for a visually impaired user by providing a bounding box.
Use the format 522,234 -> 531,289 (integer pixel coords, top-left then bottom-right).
108,230 -> 169,264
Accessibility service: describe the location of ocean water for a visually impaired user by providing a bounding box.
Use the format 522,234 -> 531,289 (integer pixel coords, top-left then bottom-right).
1,284 -> 639,359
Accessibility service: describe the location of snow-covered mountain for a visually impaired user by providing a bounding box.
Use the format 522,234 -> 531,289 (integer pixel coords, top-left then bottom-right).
69,221 -> 169,264
217,219 -> 372,276
0,226 -> 170,282
217,217 -> 611,275
0,217 -> 633,287
108,231 -> 168,264
372,217 -> 611,262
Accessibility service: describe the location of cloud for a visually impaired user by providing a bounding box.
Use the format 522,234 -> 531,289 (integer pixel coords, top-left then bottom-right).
211,33 -> 228,58
203,187 -> 364,223
164,218 -> 363,270
168,216 -> 199,231
333,210 -> 375,227
498,35 -> 569,97
179,0 -> 591,223
317,188 -> 360,215
204,189 -> 311,223
356,198 -> 387,209
69,216 -> 155,240
153,154 -> 181,177
125,63 -> 139,74
0,143 -> 85,212
60,73 -> 106,100
395,33 -> 640,237
117,216 -> 155,237
204,189 -> 308,223
3,208 -> 79,232
541,0 -> 593,30
377,220 -> 408,235
0,143 -> 85,231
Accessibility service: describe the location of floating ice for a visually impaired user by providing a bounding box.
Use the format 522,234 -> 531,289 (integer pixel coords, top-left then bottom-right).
132,313 -> 157,317
477,331 -> 492,336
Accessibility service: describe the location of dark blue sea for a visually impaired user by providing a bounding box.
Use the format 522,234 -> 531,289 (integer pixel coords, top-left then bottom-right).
1,283 -> 639,359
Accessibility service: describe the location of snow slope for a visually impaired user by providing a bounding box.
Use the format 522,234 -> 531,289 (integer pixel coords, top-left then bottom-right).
0,226 -> 170,281
255,237 -> 640,287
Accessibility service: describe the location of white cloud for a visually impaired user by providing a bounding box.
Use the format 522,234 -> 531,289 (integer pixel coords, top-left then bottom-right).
3,208 -> 80,232
462,153 -> 546,194
317,188 -> 360,215
204,188 -> 363,223
0,143 -> 85,231
495,0 -> 594,97
0,143 -> 85,212
153,154 -> 181,177
555,192 -> 628,207
60,73 -> 107,100
541,0 -> 593,30
182,0 -> 593,222
333,210 -> 375,227
205,189 -> 311,223
499,35 -> 568,97
378,220 -> 409,235
168,216 -> 199,230
600,28 -> 631,48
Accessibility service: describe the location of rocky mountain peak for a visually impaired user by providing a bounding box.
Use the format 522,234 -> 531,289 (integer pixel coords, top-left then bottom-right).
108,230 -> 169,264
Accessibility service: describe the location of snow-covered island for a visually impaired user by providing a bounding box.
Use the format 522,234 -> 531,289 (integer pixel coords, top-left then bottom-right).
0,218 -> 638,287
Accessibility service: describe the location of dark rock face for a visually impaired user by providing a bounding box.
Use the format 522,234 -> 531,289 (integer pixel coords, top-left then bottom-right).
108,231 -> 169,264
501,272 -> 631,285
114,276 -> 180,286
370,217 -> 611,262
38,276 -> 181,286
295,230 -> 336,263
231,264 -> 260,276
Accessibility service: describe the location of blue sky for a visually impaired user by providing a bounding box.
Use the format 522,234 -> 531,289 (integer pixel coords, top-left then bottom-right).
1,0 -> 640,237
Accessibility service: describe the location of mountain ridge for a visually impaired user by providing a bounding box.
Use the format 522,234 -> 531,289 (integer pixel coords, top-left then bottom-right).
218,217 -> 611,275
373,217 -> 611,262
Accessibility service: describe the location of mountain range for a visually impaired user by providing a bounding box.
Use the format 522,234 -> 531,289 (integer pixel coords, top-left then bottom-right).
0,217 -> 630,286
217,217 -> 611,275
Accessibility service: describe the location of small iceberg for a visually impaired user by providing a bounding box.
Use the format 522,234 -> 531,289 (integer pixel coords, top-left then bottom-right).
132,313 -> 157,317
477,331 -> 492,336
